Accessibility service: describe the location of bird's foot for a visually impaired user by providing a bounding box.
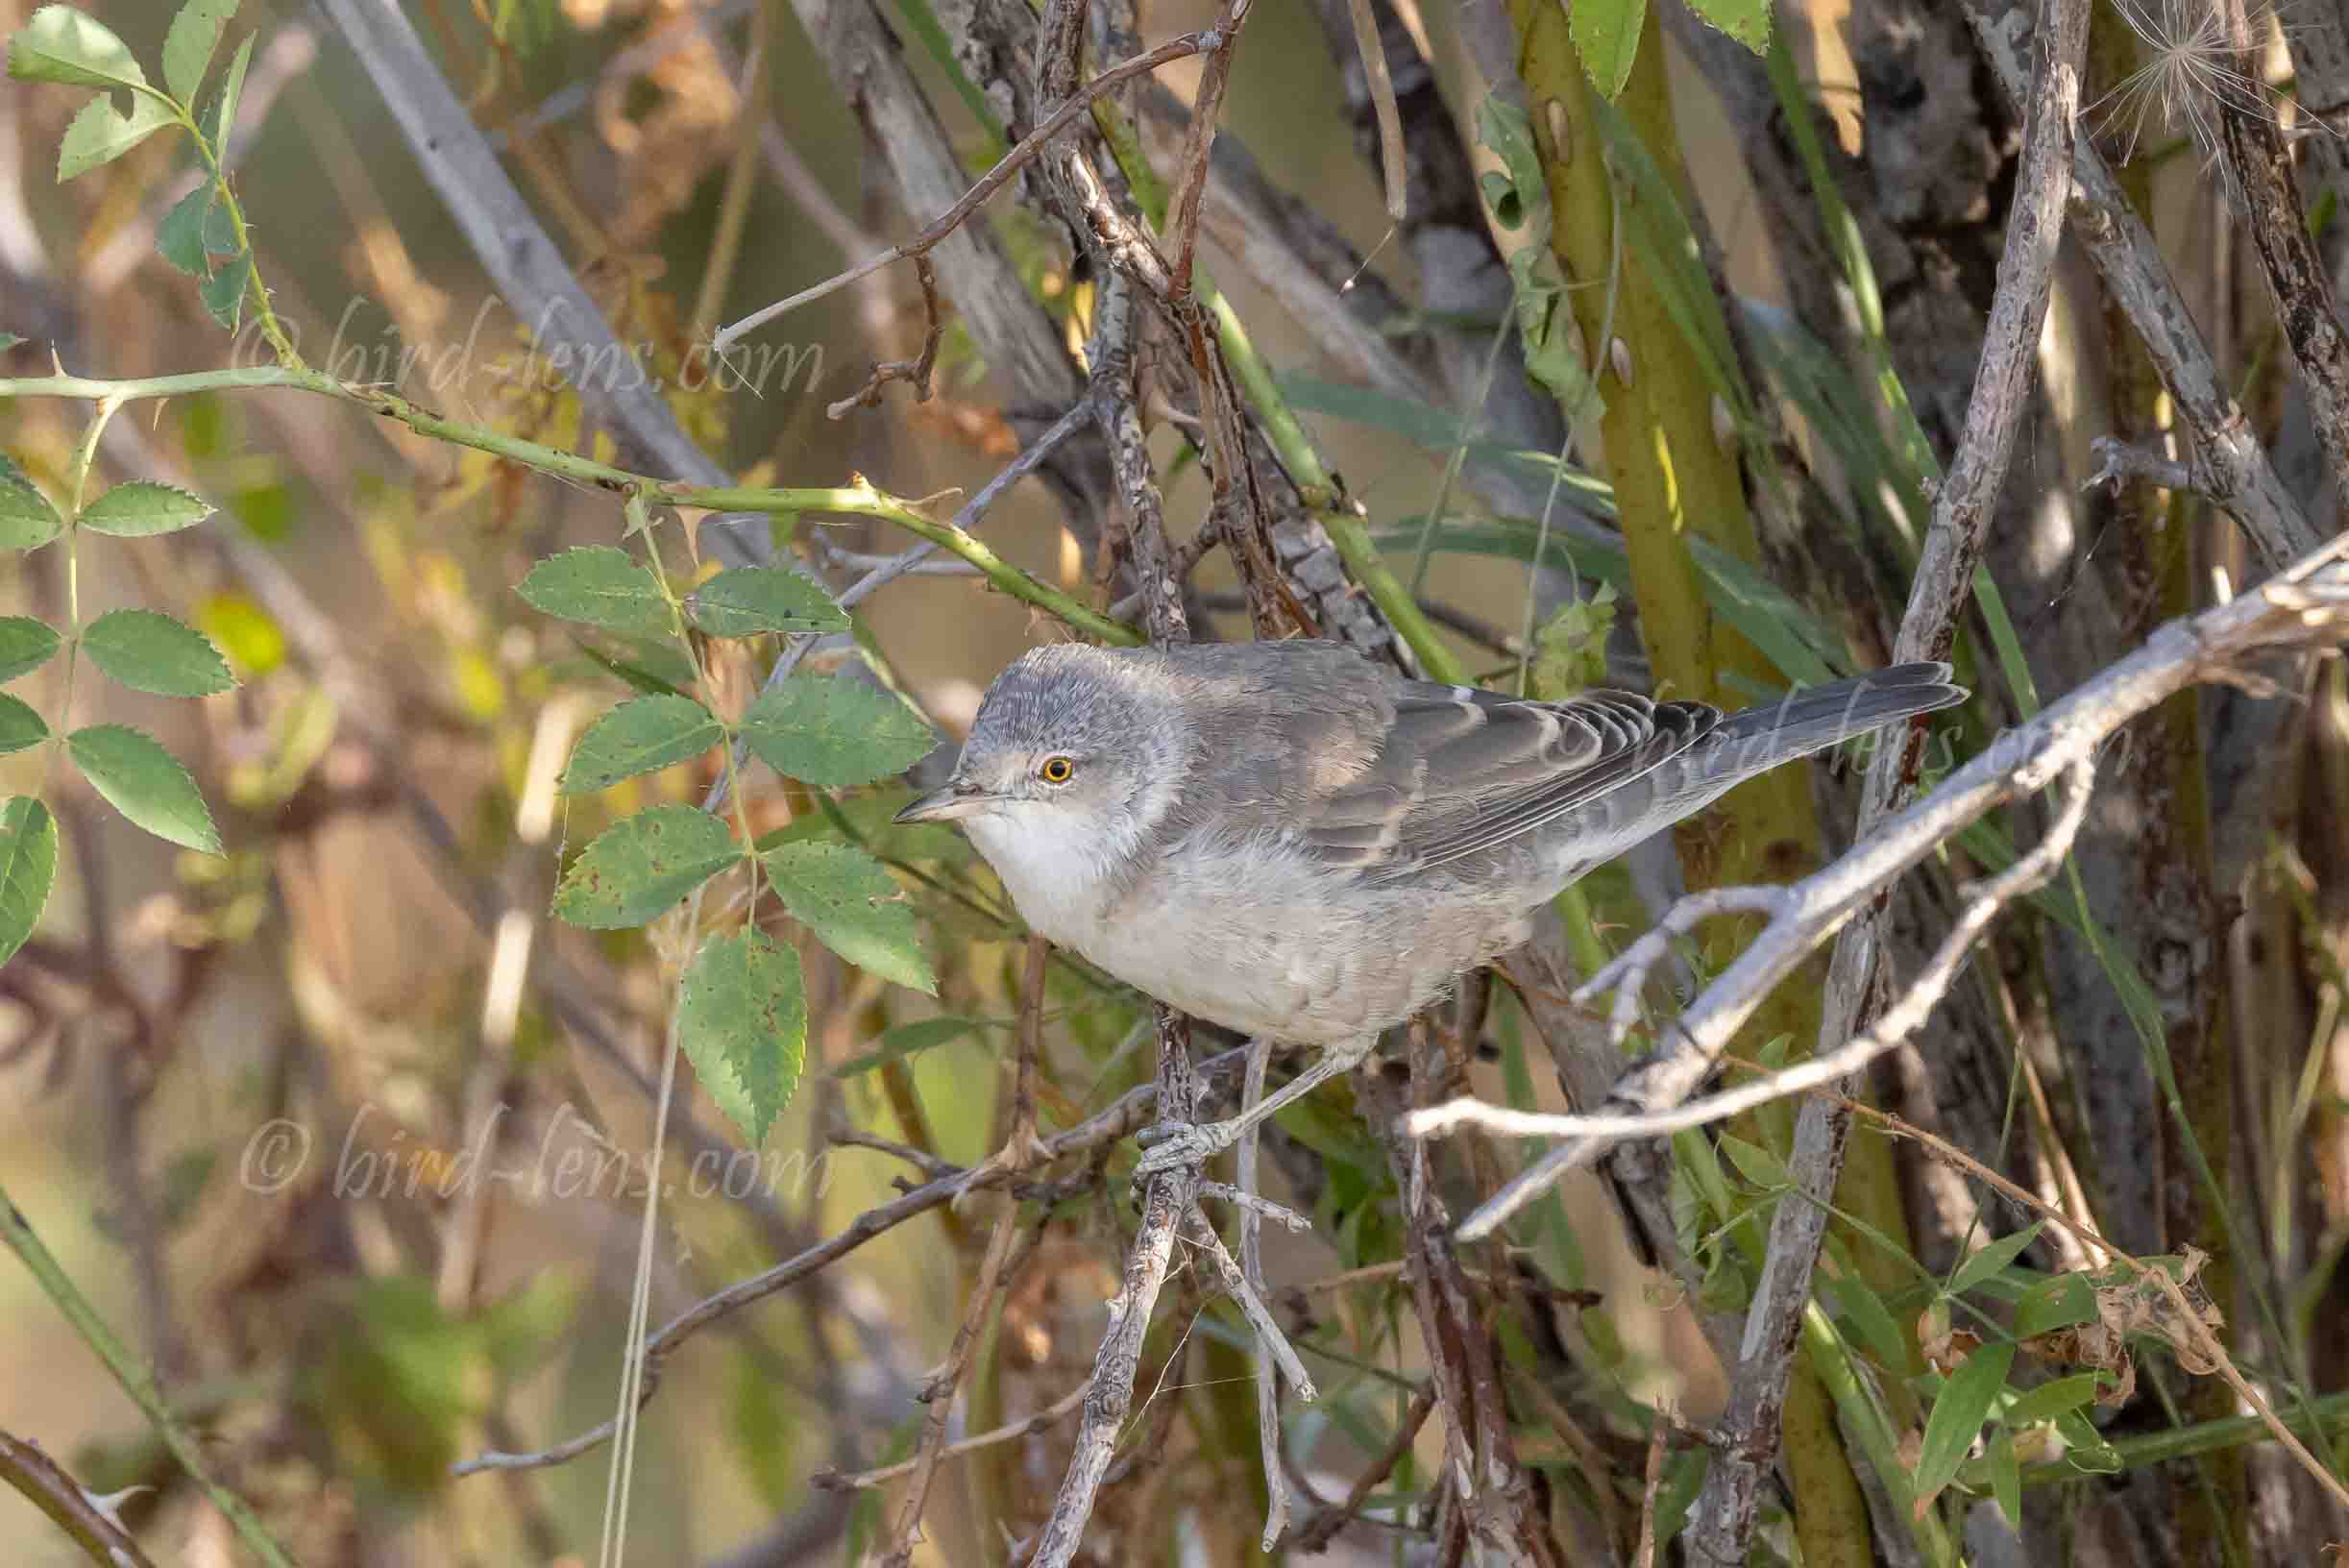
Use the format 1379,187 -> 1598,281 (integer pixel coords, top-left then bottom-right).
1130,1117 -> 1235,1188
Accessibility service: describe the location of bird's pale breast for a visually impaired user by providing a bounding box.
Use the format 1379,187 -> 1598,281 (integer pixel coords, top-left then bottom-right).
1072,827 -> 1528,1044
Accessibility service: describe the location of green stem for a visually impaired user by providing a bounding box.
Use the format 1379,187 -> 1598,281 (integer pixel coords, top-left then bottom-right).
0,371 -> 1142,646
0,1186 -> 301,1568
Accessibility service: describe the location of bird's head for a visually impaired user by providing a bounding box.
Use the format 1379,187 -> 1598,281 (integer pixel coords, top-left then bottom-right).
893,647 -> 1186,886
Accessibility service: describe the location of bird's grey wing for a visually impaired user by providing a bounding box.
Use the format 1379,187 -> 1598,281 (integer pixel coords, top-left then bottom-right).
1300,683 -> 1719,878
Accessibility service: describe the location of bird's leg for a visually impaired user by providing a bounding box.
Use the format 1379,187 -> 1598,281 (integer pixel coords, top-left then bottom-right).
1132,1035 -> 1378,1183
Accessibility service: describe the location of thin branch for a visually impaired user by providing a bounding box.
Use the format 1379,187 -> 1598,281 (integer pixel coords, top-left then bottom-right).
1449,528 -> 2349,1242
0,1427 -> 159,1568
1165,0 -> 1258,300
2214,0 -> 2349,495
1962,0 -> 2323,569
1683,3 -> 2089,1552
0,1192 -> 298,1567
1410,758 -> 2097,1149
826,255 -> 942,417
1280,1389 -> 1436,1553
813,1381 -> 1089,1490
712,29 -> 1216,352
1026,1006 -> 1203,1568
453,1044 -> 1251,1477
2087,433 -> 2192,495
315,0 -> 766,558
881,1205 -> 1024,1568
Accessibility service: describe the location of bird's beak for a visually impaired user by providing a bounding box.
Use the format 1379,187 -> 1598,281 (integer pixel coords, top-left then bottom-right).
893,780 -> 999,824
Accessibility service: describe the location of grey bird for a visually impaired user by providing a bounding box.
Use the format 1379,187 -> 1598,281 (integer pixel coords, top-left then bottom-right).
895,640 -> 1966,1176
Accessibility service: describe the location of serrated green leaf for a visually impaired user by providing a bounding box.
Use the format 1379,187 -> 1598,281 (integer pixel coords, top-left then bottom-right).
0,467 -> 64,551
67,723 -> 221,853
0,694 -> 49,755
2001,1371 -> 2105,1429
157,184 -> 216,276
1915,1341 -> 2016,1504
57,88 -> 176,180
81,609 -> 234,697
81,479 -> 214,537
676,928 -> 805,1145
551,804 -> 740,929
1946,1222 -> 2045,1299
162,0 -> 235,104
8,7 -> 150,93
831,1015 -> 985,1077
559,694 -> 722,795
687,567 -> 849,637
741,675 -> 936,789
569,632 -> 697,699
199,246 -> 250,330
0,796 -> 58,967
1571,0 -> 1646,99
1688,0 -> 1769,51
1717,1133 -> 1789,1189
518,546 -> 673,638
762,840 -> 934,993
0,617 -> 61,682
206,30 -> 251,149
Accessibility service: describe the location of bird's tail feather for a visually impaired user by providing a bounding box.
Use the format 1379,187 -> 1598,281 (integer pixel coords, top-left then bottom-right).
1540,664 -> 1966,884
1704,661 -> 1968,779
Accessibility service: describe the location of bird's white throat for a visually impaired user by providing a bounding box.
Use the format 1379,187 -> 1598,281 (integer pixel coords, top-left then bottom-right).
963,806 -> 1130,946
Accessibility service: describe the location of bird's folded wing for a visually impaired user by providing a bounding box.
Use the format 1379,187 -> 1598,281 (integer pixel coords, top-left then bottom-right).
1301,683 -> 1720,878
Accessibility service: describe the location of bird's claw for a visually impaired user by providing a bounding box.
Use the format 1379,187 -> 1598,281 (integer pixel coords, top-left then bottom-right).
1129,1119 -> 1230,1193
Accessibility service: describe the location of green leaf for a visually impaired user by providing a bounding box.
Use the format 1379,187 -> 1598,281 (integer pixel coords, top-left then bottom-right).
1571,0 -> 1646,100
676,928 -> 806,1145
1824,1266 -> 1909,1373
82,609 -> 234,696
741,675 -> 937,789
162,0 -> 236,104
1686,535 -> 1846,690
199,247 -> 250,331
1717,1133 -> 1789,1190
2001,1371 -> 2105,1429
1946,1222 -> 2045,1299
559,694 -> 722,795
8,7 -> 151,94
1987,1429 -> 2021,1531
0,332 -> 20,352
551,804 -> 740,929
206,30 -> 252,149
0,796 -> 58,967
0,617 -> 62,682
0,465 -> 64,551
1914,1341 -> 2016,1504
831,1015 -> 985,1077
762,840 -> 935,993
57,88 -> 176,180
2014,1271 -> 2096,1339
67,723 -> 221,853
1688,0 -> 1770,52
81,478 -> 214,537
688,567 -> 849,637
0,694 -> 49,755
517,546 -> 673,639
156,184 -> 217,276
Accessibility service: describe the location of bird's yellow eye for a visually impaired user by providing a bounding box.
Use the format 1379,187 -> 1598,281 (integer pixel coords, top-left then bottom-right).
1039,755 -> 1074,784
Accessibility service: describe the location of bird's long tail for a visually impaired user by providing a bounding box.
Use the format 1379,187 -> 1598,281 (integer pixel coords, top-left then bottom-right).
1548,663 -> 1968,882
